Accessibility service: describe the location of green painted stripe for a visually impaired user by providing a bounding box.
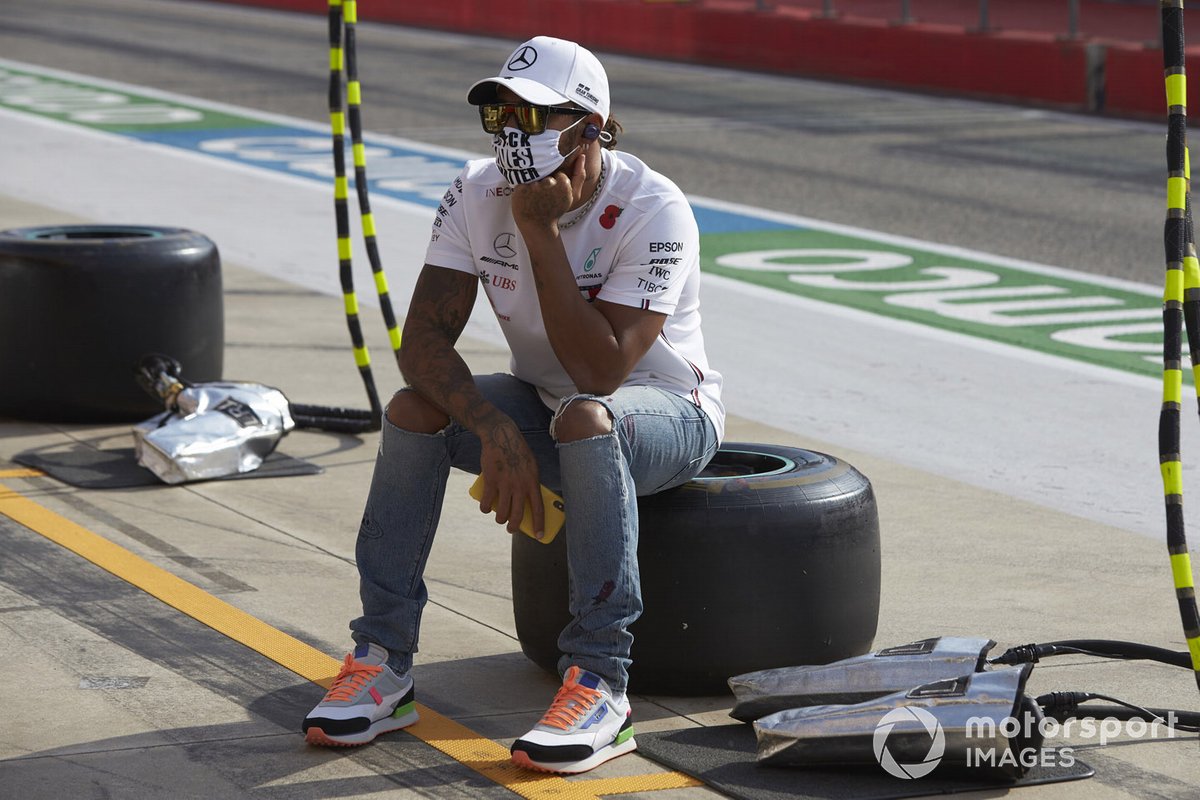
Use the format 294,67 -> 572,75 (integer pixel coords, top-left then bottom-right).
0,62 -> 270,132
0,58 -> 1177,384
705,228 -> 1167,381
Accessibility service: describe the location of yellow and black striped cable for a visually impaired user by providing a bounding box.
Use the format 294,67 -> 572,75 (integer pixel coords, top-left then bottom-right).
341,1 -> 403,358
1158,0 -> 1200,692
327,0 -> 384,426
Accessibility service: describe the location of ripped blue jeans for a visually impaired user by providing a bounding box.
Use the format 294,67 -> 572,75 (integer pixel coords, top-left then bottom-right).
350,373 -> 718,693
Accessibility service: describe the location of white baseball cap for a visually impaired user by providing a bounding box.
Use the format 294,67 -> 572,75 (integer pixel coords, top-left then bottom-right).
467,36 -> 610,122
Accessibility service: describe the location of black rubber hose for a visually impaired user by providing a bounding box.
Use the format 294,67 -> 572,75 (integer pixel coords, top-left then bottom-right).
990,639 -> 1192,669
1037,692 -> 1200,732
289,402 -> 379,433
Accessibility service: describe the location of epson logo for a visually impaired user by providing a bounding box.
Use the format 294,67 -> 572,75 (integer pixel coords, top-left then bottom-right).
650,241 -> 684,253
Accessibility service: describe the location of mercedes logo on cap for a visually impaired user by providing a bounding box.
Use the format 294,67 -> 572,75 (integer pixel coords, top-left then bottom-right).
494,232 -> 517,258
507,46 -> 537,71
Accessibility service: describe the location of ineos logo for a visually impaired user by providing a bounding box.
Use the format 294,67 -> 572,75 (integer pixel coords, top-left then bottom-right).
494,232 -> 517,258
507,46 -> 537,71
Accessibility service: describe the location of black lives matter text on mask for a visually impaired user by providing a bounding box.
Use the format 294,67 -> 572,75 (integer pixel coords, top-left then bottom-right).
494,130 -> 541,184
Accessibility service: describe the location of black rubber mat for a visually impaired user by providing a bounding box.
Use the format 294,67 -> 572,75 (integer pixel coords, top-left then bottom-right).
14,444 -> 322,488
635,723 -> 1093,800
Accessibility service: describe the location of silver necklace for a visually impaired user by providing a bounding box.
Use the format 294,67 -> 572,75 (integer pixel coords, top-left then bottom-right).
559,159 -> 607,230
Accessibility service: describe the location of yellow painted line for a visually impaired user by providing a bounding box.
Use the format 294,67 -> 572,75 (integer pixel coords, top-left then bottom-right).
407,708 -> 700,798
0,468 -> 42,478
0,480 -> 339,686
575,773 -> 704,794
0,480 -> 702,799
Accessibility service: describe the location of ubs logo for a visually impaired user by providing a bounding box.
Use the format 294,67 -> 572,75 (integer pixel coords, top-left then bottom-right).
507,46 -> 537,71
494,232 -> 517,258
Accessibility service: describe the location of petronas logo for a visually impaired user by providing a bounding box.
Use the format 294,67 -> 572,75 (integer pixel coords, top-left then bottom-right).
583,247 -> 601,274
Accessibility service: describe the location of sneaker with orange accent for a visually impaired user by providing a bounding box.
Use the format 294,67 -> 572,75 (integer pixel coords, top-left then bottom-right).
510,666 -> 636,773
302,642 -> 418,746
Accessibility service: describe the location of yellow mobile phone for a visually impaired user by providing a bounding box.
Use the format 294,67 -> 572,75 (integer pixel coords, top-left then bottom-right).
469,475 -> 565,544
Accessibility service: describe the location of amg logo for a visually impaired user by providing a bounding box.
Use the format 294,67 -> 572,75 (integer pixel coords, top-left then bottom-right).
480,256 -> 519,269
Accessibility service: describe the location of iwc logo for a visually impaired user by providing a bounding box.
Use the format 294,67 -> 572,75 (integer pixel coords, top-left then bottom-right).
507,46 -> 537,71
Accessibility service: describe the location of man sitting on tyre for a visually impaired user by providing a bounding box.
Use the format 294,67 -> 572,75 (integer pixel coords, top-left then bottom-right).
301,35 -> 724,774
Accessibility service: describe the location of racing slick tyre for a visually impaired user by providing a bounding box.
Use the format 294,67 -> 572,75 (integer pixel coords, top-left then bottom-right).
511,442 -> 881,695
0,225 -> 223,422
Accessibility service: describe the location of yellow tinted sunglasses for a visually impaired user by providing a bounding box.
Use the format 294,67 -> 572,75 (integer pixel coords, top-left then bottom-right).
478,102 -> 589,135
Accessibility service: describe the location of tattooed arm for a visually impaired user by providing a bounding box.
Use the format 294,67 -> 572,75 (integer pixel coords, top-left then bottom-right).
399,264 -> 545,535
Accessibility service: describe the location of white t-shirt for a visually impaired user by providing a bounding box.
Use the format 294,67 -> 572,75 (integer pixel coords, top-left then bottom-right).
424,149 -> 724,442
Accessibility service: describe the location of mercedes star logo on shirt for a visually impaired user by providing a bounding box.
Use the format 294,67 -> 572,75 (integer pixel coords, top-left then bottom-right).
494,232 -> 518,258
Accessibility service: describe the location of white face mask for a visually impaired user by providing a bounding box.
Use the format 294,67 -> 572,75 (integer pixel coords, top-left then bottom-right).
492,118 -> 583,186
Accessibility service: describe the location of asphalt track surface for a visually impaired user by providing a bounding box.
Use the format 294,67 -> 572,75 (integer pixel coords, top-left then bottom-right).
1,0 -> 1195,543
0,0 -> 1168,284
2,0 -> 1190,537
